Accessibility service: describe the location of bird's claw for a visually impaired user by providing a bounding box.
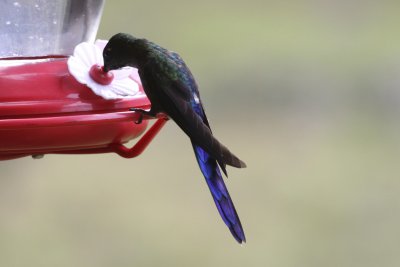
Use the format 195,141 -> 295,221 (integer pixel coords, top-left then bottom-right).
130,108 -> 154,124
135,113 -> 144,124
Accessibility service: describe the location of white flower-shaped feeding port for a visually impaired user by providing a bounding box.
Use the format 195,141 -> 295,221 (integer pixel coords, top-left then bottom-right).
68,40 -> 140,100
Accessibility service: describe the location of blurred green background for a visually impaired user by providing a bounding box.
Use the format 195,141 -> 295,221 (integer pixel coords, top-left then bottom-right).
2,0 -> 400,266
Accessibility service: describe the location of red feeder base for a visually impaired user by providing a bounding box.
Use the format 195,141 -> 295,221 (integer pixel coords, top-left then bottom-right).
0,56 -> 167,160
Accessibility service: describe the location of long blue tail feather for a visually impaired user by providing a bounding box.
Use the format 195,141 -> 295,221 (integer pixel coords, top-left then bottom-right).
193,145 -> 246,243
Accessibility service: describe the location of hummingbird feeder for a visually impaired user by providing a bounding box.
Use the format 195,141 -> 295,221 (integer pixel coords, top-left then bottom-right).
0,0 -> 167,161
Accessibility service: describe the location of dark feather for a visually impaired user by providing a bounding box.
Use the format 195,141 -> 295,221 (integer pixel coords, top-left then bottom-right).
193,145 -> 245,243
140,52 -> 246,171
103,33 -> 247,243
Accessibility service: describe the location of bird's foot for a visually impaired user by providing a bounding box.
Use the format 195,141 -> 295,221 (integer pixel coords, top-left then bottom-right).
130,108 -> 156,124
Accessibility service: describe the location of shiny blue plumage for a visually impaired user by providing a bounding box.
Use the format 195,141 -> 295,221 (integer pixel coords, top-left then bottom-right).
193,145 -> 245,243
103,33 -> 246,243
190,88 -> 245,243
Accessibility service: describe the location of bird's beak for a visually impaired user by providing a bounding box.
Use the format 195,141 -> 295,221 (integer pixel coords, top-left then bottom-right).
103,64 -> 110,73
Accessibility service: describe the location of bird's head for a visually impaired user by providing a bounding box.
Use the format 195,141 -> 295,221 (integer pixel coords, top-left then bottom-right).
103,33 -> 146,72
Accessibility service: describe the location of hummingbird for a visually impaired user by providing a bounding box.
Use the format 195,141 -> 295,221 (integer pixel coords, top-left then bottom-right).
103,33 -> 247,243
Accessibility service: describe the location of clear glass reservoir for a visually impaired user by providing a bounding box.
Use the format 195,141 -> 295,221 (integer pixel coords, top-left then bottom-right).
0,0 -> 105,57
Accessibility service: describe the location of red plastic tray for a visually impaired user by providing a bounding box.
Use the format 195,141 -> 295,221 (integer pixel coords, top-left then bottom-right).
0,56 -> 167,160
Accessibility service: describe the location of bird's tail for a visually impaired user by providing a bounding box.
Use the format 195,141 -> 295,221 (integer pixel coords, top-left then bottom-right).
193,144 -> 246,243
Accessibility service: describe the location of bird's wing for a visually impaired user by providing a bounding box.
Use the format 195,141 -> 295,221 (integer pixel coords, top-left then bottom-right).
141,56 -> 246,172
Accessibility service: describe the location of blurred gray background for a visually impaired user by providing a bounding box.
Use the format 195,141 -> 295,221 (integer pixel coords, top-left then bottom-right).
2,0 -> 400,266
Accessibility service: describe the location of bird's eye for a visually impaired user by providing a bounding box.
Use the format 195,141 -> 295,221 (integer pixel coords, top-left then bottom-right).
104,48 -> 112,57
